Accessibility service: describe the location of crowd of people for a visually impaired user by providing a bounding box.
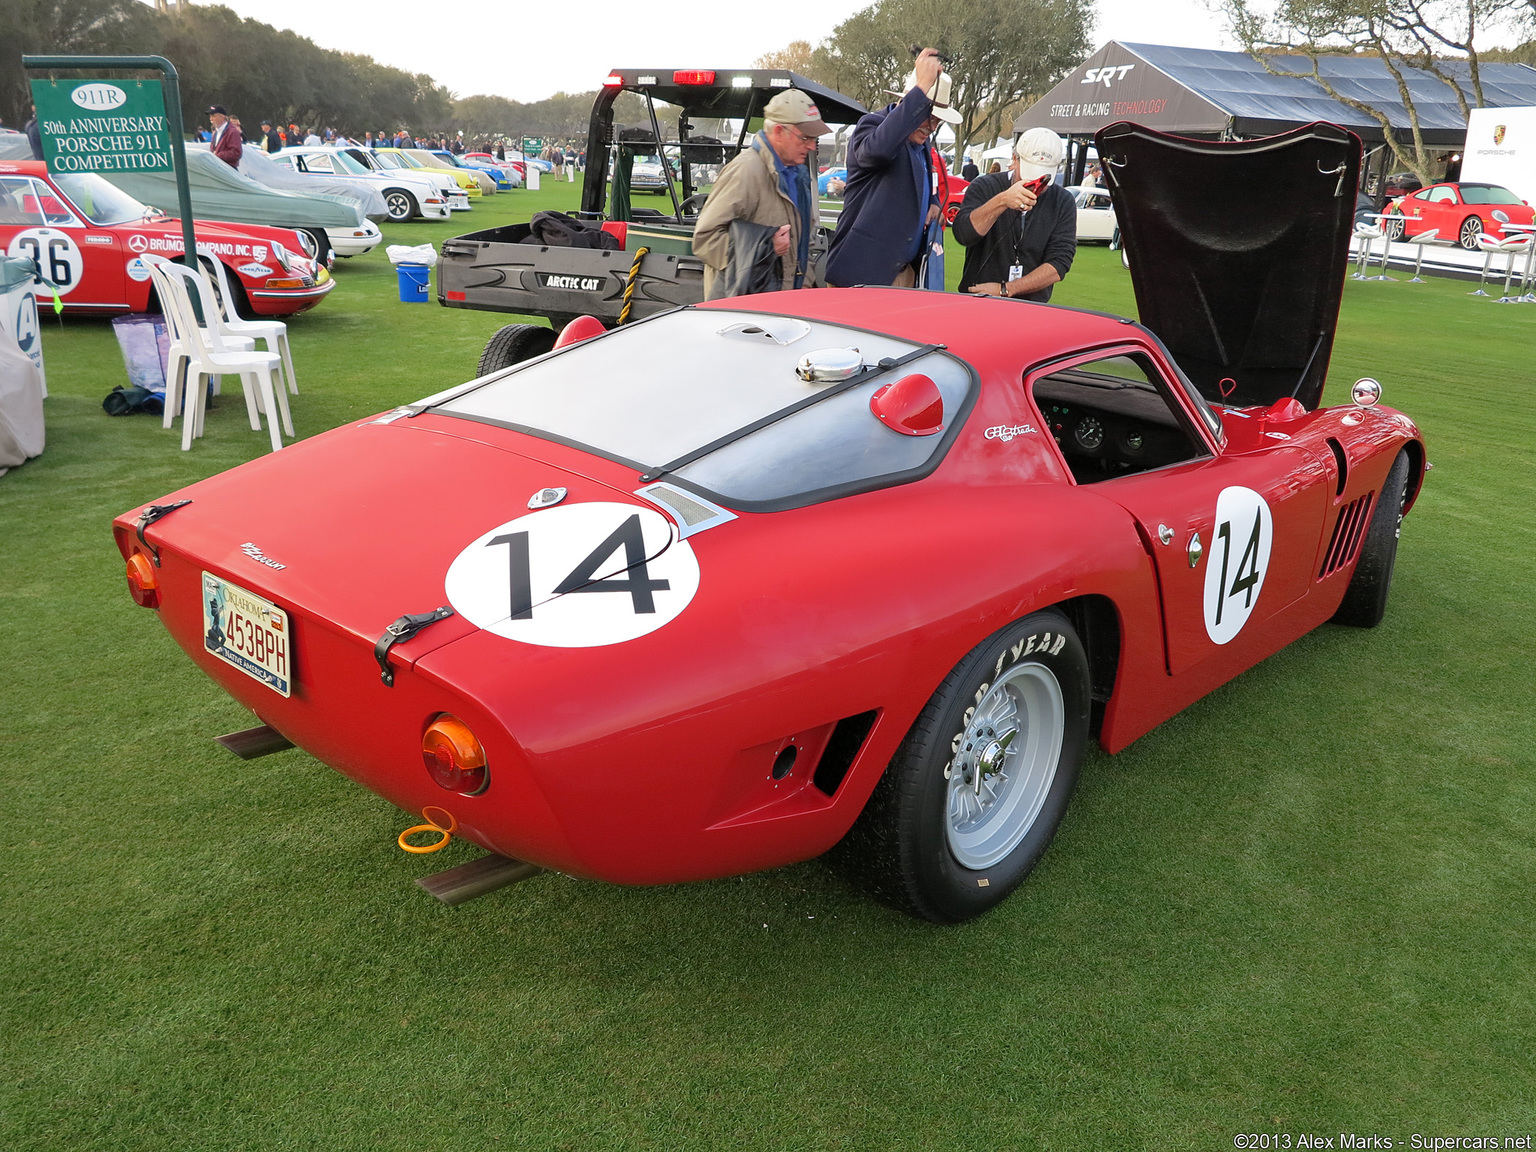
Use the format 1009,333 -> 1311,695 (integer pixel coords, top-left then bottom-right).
189,104 -> 583,174
696,48 -> 1077,304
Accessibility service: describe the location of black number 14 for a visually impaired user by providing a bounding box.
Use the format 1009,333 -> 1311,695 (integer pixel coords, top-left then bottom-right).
489,514 -> 670,621
1213,510 -> 1263,626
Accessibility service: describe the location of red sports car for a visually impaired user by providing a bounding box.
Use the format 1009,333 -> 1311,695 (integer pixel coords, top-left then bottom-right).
113,123 -> 1425,923
1381,180 -> 1535,249
0,160 -> 333,317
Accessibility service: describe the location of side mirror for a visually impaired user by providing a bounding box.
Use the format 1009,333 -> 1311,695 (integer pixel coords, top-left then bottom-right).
1351,378 -> 1382,407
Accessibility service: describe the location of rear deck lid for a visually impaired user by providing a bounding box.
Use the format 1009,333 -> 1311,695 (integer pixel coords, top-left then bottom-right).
1095,121 -> 1361,410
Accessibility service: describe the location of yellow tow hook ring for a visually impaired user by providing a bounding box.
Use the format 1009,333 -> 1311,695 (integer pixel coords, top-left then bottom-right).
398,805 -> 457,854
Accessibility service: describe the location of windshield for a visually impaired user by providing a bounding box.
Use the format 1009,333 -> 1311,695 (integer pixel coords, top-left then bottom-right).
1460,184 -> 1524,205
373,152 -> 407,170
432,310 -> 974,510
53,173 -> 151,224
434,153 -> 466,168
396,153 -> 429,169
327,150 -> 372,176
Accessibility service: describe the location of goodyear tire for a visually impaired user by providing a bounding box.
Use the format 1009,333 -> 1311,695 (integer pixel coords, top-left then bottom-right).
384,189 -> 417,222
477,323 -> 556,376
1332,449 -> 1411,628
834,610 -> 1090,923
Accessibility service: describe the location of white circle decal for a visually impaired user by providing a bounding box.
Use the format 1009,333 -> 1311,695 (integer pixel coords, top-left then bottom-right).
6,229 -> 84,296
446,501 -> 698,648
1202,485 -> 1273,645
125,257 -> 152,282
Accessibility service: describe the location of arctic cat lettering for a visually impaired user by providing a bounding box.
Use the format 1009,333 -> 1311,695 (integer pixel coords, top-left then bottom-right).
539,274 -> 603,291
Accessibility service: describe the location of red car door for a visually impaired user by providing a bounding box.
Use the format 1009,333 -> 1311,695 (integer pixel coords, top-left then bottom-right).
1028,347 -> 1332,680
0,174 -> 123,309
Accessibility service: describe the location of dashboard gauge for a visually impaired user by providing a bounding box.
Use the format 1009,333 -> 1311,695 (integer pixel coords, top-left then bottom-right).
1120,429 -> 1144,453
1074,415 -> 1104,451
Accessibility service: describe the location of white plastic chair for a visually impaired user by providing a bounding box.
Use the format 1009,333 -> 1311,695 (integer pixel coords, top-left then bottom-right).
162,258 -> 294,440
1470,233 -> 1507,296
205,256 -> 299,396
146,258 -> 286,452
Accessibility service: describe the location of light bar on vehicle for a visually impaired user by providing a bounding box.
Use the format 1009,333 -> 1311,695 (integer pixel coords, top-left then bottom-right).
731,76 -> 752,88
673,70 -> 716,85
603,74 -> 623,87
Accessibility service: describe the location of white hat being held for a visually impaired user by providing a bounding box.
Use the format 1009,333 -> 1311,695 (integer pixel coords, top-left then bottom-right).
896,68 -> 963,125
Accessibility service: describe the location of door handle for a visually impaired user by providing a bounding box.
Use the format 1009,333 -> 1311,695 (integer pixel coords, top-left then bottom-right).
1187,532 -> 1203,568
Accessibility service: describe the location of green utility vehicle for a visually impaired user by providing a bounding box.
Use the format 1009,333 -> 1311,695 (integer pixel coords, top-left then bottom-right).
436,69 -> 866,373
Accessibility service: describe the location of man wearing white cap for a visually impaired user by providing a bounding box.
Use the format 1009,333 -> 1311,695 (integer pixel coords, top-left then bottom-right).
694,89 -> 829,298
951,127 -> 1077,302
825,49 -> 962,288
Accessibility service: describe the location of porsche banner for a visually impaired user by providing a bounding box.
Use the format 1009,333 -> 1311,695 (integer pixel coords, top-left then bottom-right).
29,78 -> 175,175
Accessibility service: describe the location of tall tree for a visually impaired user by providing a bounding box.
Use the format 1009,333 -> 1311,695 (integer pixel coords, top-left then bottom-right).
789,0 -> 1092,152
1221,0 -> 1525,182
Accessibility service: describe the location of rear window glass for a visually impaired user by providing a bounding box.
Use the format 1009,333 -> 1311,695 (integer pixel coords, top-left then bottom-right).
432,309 -> 974,510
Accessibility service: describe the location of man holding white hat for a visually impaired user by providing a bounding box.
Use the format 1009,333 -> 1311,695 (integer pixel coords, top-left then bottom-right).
825,48 -> 962,288
694,88 -> 829,298
951,126 -> 1076,302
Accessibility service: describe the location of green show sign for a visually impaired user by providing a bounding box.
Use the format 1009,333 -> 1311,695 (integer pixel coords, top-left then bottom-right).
29,78 -> 174,174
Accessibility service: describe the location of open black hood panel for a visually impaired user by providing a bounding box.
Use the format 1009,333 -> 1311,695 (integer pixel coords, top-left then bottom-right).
1095,121 -> 1361,410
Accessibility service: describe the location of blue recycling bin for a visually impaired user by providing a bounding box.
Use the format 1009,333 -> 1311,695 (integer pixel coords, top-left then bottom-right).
396,263 -> 431,303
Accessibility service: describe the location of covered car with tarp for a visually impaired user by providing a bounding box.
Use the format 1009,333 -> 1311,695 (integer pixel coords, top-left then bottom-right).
100,146 -> 372,264
238,145 -> 385,257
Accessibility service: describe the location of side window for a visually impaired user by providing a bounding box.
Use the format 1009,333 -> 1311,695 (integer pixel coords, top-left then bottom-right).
1030,352 -> 1211,484
1428,187 -> 1456,205
304,155 -> 335,173
28,179 -> 80,226
0,177 -> 44,225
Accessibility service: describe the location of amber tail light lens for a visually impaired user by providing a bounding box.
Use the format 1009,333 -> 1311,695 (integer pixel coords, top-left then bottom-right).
125,553 -> 160,608
422,716 -> 489,795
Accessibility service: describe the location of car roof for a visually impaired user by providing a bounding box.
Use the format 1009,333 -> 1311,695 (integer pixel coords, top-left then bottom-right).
699,287 -> 1143,373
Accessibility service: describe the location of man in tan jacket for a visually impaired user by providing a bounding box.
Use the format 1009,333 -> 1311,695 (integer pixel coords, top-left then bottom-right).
693,90 -> 829,299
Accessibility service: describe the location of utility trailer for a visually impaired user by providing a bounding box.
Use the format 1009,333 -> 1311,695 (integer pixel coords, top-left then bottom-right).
436,68 -> 867,374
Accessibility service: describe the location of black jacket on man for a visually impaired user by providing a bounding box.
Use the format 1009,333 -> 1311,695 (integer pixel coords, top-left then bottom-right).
952,173 -> 1077,302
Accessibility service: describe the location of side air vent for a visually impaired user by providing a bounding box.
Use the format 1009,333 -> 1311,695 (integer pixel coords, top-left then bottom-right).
813,710 -> 878,797
1320,491 -> 1374,577
635,482 -> 737,539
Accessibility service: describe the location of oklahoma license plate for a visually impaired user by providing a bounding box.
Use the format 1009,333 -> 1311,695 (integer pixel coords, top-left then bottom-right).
201,572 -> 292,697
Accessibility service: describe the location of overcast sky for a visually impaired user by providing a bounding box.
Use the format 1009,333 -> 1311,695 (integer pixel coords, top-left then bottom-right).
196,0 -> 1238,104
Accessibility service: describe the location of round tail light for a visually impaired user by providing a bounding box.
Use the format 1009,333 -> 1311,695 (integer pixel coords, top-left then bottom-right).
422,716 -> 488,795
126,553 -> 160,608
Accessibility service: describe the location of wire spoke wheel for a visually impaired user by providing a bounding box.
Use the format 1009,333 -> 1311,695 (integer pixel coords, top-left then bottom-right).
944,663 -> 1064,869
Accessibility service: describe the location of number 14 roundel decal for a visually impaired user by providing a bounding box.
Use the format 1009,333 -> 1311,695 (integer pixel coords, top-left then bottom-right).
1203,486 -> 1273,645
445,502 -> 700,648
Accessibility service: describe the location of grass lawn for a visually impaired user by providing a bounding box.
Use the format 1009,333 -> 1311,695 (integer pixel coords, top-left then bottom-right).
2,180 -> 1534,1151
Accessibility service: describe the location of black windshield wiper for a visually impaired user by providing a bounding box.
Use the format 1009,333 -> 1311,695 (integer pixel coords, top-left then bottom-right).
637,343 -> 945,484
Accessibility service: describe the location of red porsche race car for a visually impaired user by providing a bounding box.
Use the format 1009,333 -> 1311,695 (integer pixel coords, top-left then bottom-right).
0,160 -> 333,317
1380,180 -> 1535,249
113,123 -> 1426,923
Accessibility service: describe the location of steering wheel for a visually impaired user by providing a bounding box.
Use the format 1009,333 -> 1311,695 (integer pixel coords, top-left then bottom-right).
679,192 -> 709,216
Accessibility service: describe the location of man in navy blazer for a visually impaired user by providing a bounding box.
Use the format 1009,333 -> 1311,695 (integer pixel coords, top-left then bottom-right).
825,49 -> 962,288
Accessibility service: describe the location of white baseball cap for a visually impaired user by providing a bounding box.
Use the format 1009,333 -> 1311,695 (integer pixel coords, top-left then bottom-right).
893,69 -> 963,125
1015,128 -> 1064,181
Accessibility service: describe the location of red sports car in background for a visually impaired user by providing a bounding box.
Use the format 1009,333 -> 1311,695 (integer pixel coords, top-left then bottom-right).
1381,180 -> 1535,249
113,123 -> 1425,923
0,160 -> 333,317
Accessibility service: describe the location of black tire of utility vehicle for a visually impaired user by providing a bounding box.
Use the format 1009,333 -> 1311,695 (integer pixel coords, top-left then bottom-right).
830,609 -> 1091,924
1332,449 -> 1412,628
384,189 -> 417,222
477,323 -> 557,376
